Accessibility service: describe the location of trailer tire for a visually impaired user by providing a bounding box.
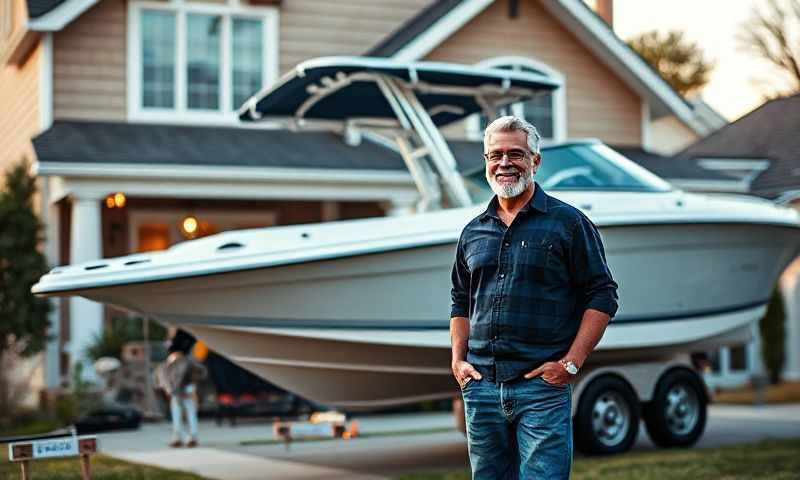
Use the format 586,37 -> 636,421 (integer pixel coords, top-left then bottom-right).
574,375 -> 640,455
644,369 -> 707,448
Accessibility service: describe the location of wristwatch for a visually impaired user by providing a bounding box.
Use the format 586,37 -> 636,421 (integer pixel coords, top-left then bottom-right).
560,359 -> 579,375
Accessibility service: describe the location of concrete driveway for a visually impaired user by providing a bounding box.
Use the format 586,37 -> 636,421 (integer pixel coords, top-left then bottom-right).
98,404 -> 800,479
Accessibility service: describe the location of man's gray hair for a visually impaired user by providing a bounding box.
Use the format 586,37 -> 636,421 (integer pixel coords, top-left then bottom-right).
483,115 -> 542,154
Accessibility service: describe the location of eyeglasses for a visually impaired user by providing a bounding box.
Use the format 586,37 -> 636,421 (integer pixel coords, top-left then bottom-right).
484,149 -> 530,163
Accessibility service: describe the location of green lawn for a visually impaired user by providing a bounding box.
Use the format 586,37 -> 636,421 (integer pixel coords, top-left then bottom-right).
714,381 -> 800,405
2,438 -> 798,479
397,438 -> 800,480
0,454 -> 209,480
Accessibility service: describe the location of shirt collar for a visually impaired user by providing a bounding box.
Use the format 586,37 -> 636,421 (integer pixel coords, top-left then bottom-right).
480,182 -> 549,222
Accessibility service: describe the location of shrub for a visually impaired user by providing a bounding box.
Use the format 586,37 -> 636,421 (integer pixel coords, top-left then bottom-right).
759,288 -> 786,384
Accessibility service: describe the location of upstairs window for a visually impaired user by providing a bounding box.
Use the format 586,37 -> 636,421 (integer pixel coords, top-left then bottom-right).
469,57 -> 566,142
129,1 -> 278,123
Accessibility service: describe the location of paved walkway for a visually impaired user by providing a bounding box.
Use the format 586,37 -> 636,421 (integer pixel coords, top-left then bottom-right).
97,405 -> 800,480
99,412 -> 456,480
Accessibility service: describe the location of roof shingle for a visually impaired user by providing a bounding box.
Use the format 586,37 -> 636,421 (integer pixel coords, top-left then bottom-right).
675,93 -> 800,198
33,121 -> 407,171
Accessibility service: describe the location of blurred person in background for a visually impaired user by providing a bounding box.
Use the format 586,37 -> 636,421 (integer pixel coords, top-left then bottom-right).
156,331 -> 207,447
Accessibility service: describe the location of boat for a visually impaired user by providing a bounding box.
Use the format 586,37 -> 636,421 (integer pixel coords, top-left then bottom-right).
33,57 -> 800,410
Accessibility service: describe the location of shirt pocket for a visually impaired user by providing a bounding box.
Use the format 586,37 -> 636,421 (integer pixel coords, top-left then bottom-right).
465,239 -> 496,272
518,238 -> 551,269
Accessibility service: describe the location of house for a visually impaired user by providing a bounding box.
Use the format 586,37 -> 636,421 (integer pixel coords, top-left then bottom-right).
1,0 -> 727,395
665,93 -> 800,385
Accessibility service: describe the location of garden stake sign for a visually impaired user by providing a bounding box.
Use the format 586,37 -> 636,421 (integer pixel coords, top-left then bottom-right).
8,435 -> 98,480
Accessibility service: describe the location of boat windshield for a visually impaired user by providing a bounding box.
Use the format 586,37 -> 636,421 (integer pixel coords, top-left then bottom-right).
464,143 -> 672,201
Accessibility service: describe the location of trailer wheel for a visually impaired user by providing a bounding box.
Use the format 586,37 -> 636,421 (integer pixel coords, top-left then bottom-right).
575,376 -> 640,455
644,369 -> 707,448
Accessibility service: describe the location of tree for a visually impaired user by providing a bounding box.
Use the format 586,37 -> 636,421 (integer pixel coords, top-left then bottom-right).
627,30 -> 714,96
0,160 -> 52,415
759,288 -> 786,384
738,0 -> 800,95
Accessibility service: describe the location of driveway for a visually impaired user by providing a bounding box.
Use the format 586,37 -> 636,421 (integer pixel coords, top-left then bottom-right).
98,404 -> 800,479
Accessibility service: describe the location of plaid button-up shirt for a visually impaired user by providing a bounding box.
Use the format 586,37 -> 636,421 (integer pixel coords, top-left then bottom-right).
450,183 -> 619,382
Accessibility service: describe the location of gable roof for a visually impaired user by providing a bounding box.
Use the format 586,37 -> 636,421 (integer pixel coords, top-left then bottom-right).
26,0 -> 68,18
369,0 -> 720,136
675,93 -> 800,199
368,0 -> 464,58
26,0 -> 99,31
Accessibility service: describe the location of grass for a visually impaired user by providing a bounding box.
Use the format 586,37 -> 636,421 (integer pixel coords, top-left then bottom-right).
713,381 -> 800,405
240,426 -> 455,446
396,438 -> 800,480
0,418 -> 64,438
0,453 -> 209,480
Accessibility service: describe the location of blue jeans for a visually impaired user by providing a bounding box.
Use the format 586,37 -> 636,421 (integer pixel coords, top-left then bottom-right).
461,376 -> 572,479
170,385 -> 198,443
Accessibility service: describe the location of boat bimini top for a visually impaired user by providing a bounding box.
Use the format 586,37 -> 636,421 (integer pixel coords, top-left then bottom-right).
237,56 -> 560,211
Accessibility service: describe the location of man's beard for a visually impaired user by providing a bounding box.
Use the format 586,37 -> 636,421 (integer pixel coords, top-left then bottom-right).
486,168 -> 533,199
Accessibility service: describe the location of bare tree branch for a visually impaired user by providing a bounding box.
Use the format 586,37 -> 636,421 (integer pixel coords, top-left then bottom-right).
737,0 -> 800,93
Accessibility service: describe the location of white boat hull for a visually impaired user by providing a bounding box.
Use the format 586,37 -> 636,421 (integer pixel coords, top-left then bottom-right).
34,191 -> 800,409
180,302 -> 761,409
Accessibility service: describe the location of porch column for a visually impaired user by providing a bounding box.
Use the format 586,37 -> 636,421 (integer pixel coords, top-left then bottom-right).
40,178 -> 62,389
69,194 -> 104,382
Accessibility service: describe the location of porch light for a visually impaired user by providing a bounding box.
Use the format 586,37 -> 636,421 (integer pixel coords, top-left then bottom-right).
105,192 -> 127,208
181,215 -> 199,239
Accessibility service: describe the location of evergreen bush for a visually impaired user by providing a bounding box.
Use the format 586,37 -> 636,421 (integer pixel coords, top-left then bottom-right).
759,288 -> 786,384
0,160 -> 52,417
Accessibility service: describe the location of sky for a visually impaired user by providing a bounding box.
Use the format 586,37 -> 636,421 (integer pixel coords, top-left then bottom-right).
611,0 -> 795,120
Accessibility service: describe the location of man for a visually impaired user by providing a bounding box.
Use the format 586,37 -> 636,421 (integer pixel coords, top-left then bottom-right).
450,116 -> 618,479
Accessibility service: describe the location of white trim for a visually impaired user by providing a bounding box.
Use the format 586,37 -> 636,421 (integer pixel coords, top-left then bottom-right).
220,15 -> 232,113
33,161 -> 415,184
696,158 -> 770,189
39,33 -> 53,132
392,0 -> 494,62
466,56 -> 567,142
697,158 -> 771,172
27,0 -> 99,32
640,100 -> 651,150
127,0 -> 279,125
33,162 -> 419,204
668,178 -> 749,193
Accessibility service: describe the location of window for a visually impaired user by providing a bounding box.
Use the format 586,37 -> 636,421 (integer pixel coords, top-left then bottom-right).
469,57 -> 566,142
129,0 -> 278,123
232,18 -> 263,109
187,14 -> 221,110
141,10 -> 175,108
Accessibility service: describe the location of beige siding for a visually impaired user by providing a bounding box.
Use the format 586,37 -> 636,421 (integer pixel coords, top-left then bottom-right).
425,0 -> 642,146
0,17 -> 40,179
279,0 -> 433,74
650,114 -> 699,155
53,0 -> 126,121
